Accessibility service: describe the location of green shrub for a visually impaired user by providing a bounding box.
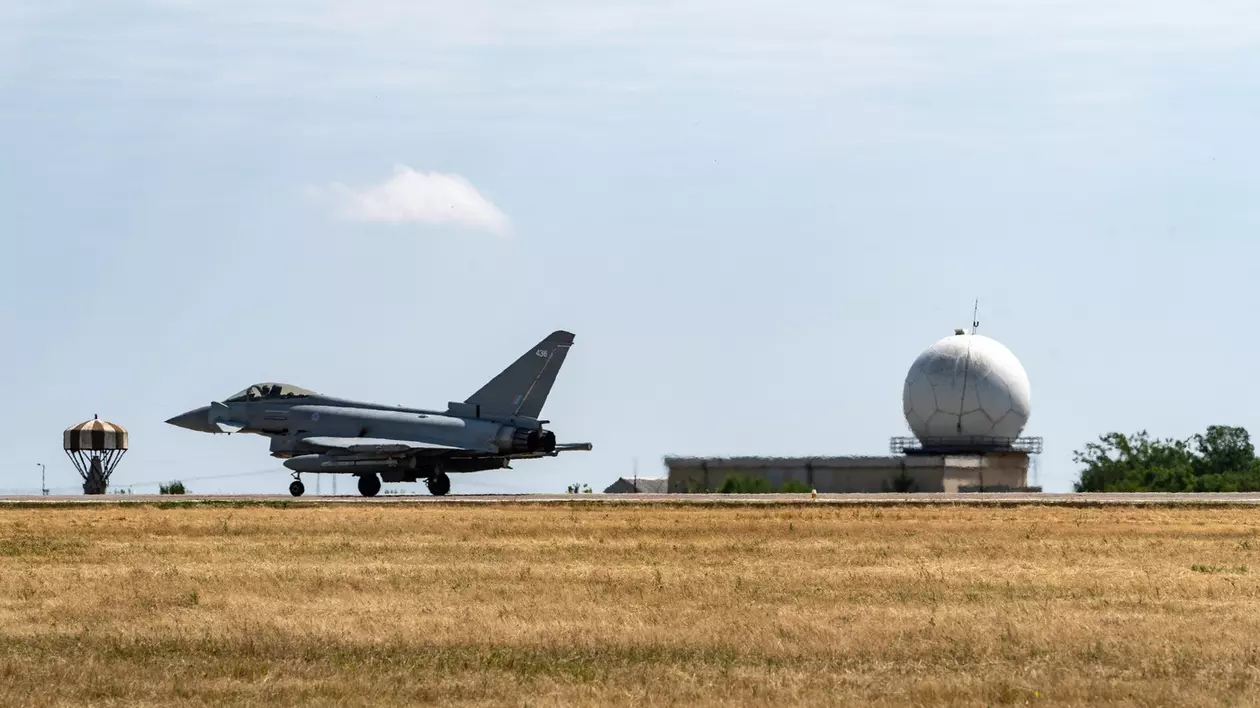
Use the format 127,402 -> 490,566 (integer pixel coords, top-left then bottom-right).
717,475 -> 769,493
881,469 -> 918,493
159,481 -> 186,495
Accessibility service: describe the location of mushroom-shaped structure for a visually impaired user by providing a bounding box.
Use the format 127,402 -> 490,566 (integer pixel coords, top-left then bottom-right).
64,415 -> 129,494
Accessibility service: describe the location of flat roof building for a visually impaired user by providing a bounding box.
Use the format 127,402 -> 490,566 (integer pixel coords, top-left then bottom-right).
663,452 -> 1034,494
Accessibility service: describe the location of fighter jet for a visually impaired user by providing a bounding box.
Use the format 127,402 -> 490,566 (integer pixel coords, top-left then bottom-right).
164,330 -> 592,497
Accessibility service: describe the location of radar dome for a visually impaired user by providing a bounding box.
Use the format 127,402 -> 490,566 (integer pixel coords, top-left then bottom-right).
902,332 -> 1031,444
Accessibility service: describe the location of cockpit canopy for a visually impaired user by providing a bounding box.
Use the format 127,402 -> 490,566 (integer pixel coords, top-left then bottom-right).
224,382 -> 317,403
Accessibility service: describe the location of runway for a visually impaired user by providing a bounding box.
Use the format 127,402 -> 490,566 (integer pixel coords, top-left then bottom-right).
6,492 -> 1260,505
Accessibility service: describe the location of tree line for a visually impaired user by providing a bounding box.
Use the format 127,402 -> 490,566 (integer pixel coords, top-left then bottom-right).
1073,425 -> 1260,492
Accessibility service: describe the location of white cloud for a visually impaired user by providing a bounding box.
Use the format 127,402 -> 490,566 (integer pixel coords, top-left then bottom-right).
317,165 -> 511,235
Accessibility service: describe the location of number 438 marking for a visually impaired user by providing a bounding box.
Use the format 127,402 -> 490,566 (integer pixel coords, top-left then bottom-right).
535,349 -> 549,357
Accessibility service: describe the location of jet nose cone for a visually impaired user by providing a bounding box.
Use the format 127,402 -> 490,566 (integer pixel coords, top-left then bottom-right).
165,406 -> 214,433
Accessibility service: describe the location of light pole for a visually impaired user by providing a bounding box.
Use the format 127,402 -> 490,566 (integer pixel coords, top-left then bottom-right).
37,463 -> 46,496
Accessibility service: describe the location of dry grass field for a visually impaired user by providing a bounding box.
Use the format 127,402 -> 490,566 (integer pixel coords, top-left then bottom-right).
2,501 -> 1260,706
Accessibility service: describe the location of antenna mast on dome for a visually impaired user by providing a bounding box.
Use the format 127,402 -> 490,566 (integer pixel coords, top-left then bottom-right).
956,298 -> 979,434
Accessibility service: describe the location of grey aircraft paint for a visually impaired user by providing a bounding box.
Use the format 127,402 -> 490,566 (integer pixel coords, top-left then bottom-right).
165,330 -> 592,497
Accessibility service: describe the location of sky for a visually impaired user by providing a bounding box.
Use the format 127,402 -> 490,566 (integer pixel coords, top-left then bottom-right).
2,0 -> 1259,495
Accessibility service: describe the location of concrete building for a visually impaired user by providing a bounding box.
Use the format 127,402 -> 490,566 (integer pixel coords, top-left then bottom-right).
603,476 -> 669,494
664,451 -> 1033,494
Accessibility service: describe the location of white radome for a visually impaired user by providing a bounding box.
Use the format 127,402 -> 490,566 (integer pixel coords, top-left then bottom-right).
902,332 -> 1031,443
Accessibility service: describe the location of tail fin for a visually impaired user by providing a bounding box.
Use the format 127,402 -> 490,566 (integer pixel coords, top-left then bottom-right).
463,330 -> 575,419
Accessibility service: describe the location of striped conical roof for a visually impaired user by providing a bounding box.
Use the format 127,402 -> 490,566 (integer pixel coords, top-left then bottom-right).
63,414 -> 129,451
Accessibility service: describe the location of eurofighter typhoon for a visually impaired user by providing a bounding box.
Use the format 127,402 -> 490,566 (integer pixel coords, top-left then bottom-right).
165,330 -> 592,497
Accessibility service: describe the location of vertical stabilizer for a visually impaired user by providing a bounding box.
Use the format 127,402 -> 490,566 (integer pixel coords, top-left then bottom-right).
463,330 -> 575,419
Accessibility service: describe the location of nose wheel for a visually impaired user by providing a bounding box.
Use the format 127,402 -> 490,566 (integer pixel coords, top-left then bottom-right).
289,479 -> 305,497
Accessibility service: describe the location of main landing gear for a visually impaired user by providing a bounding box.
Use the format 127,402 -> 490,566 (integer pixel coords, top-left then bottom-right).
349,471 -> 449,497
426,472 -> 451,496
289,472 -> 305,497
357,472 -> 382,497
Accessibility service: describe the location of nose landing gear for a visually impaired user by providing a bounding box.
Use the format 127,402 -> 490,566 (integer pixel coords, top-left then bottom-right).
289,472 -> 305,497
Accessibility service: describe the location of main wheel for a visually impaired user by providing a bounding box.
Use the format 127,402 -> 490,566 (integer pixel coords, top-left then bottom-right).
357,472 -> 381,497
289,480 -> 305,497
426,472 -> 451,496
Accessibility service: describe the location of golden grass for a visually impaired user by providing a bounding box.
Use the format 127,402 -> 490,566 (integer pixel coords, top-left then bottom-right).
2,502 -> 1260,706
